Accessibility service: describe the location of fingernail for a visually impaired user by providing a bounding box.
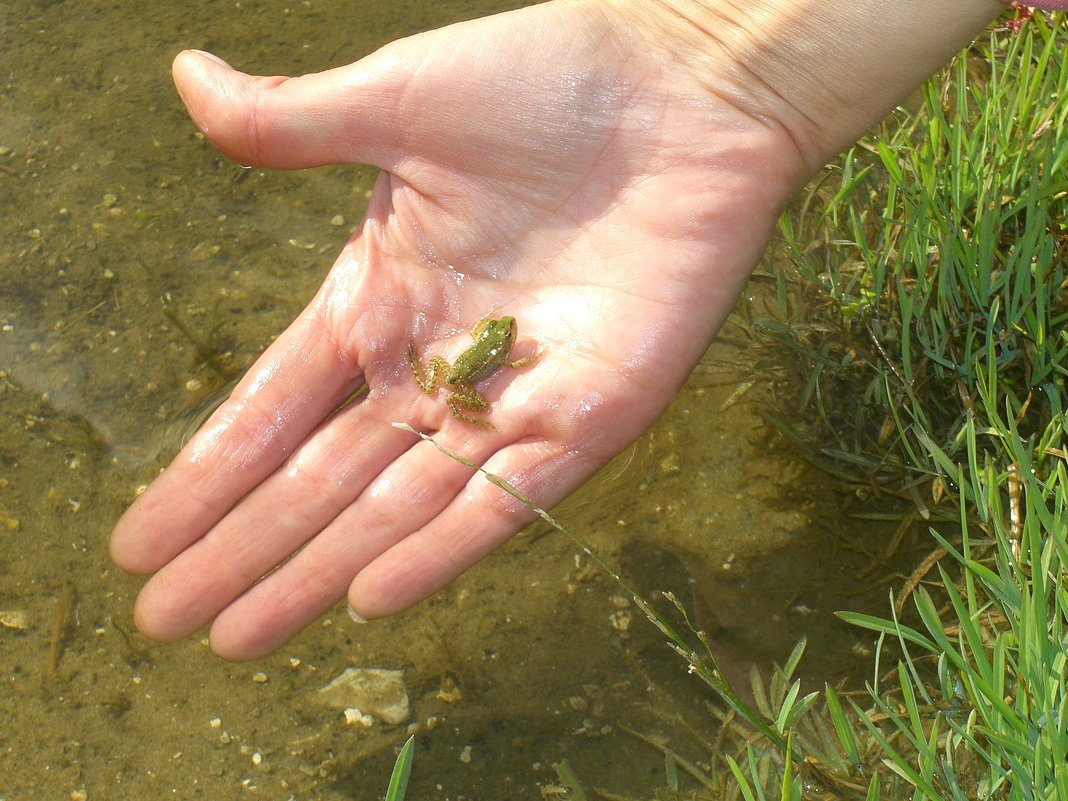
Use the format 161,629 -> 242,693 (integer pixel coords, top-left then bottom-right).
189,49 -> 232,69
347,605 -> 367,624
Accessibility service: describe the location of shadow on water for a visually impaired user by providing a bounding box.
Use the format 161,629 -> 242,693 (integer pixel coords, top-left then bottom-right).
0,2 -> 923,799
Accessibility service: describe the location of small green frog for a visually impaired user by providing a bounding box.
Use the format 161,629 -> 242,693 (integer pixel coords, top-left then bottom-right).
409,313 -> 539,428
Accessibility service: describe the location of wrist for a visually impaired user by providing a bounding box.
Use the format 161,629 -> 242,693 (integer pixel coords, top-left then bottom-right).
603,0 -> 1004,170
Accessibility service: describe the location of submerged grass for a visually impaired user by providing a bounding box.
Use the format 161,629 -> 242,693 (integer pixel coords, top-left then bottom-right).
383,735 -> 415,801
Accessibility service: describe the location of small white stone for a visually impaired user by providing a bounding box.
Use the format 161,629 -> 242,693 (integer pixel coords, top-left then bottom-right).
0,610 -> 30,630
343,707 -> 374,727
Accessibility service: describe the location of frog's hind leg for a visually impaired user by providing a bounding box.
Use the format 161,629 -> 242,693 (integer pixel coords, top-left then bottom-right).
447,384 -> 494,429
409,342 -> 449,395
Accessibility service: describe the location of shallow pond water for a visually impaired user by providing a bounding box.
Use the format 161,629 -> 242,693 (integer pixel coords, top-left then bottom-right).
0,2 -> 909,798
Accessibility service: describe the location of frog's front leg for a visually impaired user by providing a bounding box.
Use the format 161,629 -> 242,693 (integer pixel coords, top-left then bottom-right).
505,351 -> 542,371
446,383 -> 493,429
409,342 -> 450,395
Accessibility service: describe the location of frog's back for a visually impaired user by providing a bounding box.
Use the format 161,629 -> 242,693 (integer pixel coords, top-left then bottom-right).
446,316 -> 518,385
447,341 -> 509,384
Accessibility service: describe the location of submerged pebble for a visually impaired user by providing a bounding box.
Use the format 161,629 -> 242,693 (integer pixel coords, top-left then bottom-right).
0,610 -> 30,631
318,667 -> 410,725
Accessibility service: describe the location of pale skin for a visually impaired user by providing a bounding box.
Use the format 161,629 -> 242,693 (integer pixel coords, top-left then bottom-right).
110,0 -> 1007,661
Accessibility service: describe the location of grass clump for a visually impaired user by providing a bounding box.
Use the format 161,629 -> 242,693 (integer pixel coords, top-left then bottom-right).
722,9 -> 1068,801
647,14 -> 1068,792
761,12 -> 1068,487
840,421 -> 1068,801
732,422 -> 1068,800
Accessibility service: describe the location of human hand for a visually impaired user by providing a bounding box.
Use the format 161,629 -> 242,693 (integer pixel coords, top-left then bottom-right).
109,0 -> 999,660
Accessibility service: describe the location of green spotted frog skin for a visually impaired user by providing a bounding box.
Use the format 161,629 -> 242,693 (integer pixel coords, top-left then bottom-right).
409,314 -> 538,429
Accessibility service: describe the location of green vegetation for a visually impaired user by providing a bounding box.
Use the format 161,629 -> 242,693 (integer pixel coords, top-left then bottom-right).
728,9 -> 1068,801
384,735 -> 415,801
764,13 -> 1067,489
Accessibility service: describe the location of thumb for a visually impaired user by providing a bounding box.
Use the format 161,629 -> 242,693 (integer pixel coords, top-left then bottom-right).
171,48 -> 409,170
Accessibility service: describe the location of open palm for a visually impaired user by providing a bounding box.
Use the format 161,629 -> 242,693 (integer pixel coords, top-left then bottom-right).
110,1 -> 807,660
